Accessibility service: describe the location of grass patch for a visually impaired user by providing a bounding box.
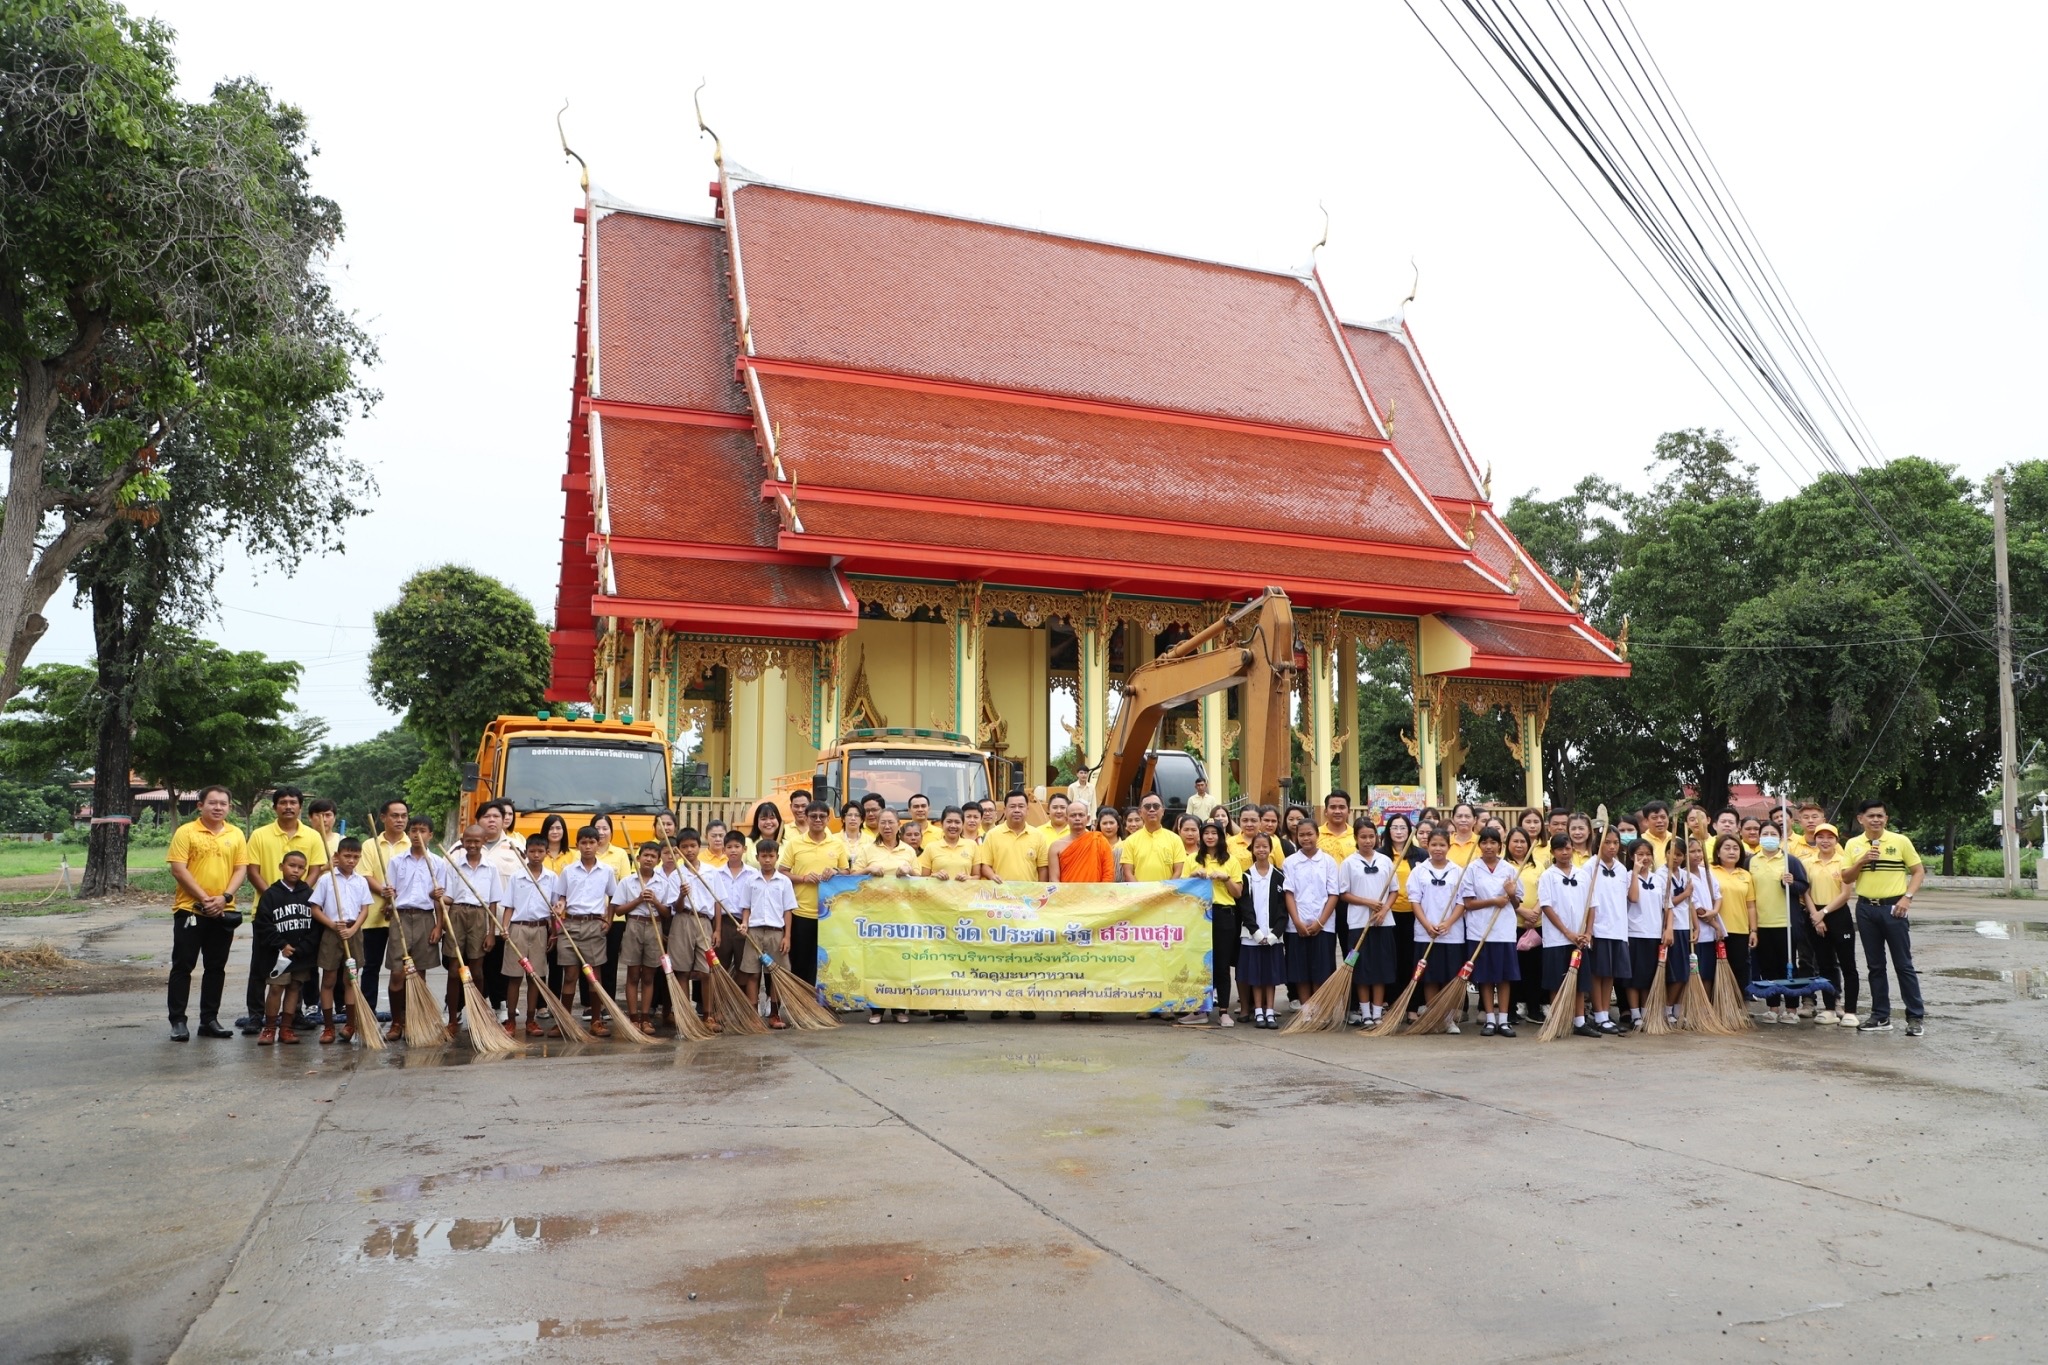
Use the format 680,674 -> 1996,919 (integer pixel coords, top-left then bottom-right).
0,867 -> 177,913
0,843 -> 160,879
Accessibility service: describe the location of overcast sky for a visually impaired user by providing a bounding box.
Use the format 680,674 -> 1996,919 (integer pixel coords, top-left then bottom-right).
36,0 -> 2045,745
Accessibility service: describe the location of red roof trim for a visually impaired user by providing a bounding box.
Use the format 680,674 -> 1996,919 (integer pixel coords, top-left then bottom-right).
590,595 -> 856,638
591,534 -> 820,567
1442,654 -> 1631,680
742,356 -> 1396,456
584,397 -> 753,430
779,481 -> 1483,568
786,532 -> 1512,614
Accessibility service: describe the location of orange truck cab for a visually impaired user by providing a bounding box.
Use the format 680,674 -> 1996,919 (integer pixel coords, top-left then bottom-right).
459,714 -> 673,850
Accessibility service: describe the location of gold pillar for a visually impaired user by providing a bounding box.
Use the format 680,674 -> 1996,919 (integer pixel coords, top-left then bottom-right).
729,667 -> 790,800
817,638 -> 845,754
1415,678 -> 1441,807
1436,699 -> 1465,808
1337,636 -> 1359,801
1306,610 -> 1335,806
1199,600 -> 1228,800
600,618 -> 619,720
1078,591 -> 1111,769
628,620 -> 648,724
953,582 -> 983,740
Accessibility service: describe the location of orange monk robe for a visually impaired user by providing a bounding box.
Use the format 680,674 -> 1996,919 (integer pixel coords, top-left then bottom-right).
1058,829 -> 1116,884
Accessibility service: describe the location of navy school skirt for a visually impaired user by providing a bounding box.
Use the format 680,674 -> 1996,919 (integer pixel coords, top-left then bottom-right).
1422,936 -> 1466,984
1238,942 -> 1287,987
1540,943 -> 1581,993
1285,931 -> 1337,986
1355,925 -> 1400,986
1588,936 -> 1631,980
1470,940 -> 1521,984
1628,936 -> 1666,993
1665,929 -> 1692,985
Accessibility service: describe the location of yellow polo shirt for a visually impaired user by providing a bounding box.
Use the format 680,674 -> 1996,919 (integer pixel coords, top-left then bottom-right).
1805,849 -> 1848,916
979,825 -> 1048,881
1318,824 -> 1357,862
854,840 -> 919,876
1641,830 -> 1672,866
356,832 -> 410,930
1446,833 -> 1479,867
247,821 -> 329,886
1713,865 -> 1755,934
1750,849 -> 1792,929
784,829 -> 850,919
1119,825 -> 1186,881
166,819 -> 251,912
1842,831 -> 1921,901
919,836 -> 980,879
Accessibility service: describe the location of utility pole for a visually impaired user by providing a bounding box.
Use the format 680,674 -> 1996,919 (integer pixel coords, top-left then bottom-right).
1994,473 -> 2021,894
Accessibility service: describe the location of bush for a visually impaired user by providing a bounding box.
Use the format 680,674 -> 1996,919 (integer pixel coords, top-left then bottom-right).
1949,846 -> 2041,878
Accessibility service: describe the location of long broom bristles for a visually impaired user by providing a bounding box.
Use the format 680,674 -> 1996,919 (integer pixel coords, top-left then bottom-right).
1536,949 -> 1583,1042
400,958 -> 447,1048
1368,952 -> 1431,1036
578,962 -> 654,1043
342,953 -> 386,1051
663,958 -> 716,1041
1408,959 -> 1477,1035
437,907 -> 520,1055
766,961 -> 840,1030
700,949 -> 767,1034
1281,940 -> 1357,1035
1711,944 -> 1754,1031
530,964 -> 593,1043
1643,947 -> 1673,1035
1679,970 -> 1728,1035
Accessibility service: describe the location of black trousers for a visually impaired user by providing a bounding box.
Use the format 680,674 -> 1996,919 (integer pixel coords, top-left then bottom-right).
788,914 -> 819,986
481,941 -> 508,1010
600,921 -> 626,998
168,911 -> 236,1022
1722,935 -> 1752,997
1755,928 -> 1791,1006
244,938 -> 278,1020
1809,908 -> 1856,1012
1514,944 -> 1546,1012
1857,898 -> 1923,1021
357,927 -> 388,1013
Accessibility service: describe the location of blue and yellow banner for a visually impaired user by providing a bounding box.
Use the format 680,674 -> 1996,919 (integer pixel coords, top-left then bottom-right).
816,875 -> 1214,1014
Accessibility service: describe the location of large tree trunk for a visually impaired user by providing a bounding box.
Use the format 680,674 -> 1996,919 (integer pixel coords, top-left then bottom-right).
79,569 -> 157,897
1697,725 -> 1733,815
1943,818 -> 1958,877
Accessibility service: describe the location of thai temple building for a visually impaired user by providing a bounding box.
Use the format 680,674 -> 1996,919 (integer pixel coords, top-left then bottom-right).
546,156 -> 1627,807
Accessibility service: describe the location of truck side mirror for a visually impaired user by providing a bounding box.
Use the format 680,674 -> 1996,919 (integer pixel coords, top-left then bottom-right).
459,763 -> 480,794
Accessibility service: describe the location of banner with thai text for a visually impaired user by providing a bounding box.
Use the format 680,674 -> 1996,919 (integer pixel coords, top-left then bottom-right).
816,875 -> 1214,1014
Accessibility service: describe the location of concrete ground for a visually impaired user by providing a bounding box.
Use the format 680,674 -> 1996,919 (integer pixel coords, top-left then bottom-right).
3,894 -> 2047,1364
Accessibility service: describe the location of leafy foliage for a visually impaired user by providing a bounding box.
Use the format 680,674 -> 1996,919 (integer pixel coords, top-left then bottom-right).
299,727 -> 428,832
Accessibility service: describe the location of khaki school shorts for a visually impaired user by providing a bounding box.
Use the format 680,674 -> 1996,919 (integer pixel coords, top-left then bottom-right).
316,925 -> 365,972
557,916 -> 607,967
443,903 -> 489,965
619,916 -> 664,969
392,909 -> 440,971
740,925 -> 784,973
501,921 -> 550,978
668,913 -> 713,970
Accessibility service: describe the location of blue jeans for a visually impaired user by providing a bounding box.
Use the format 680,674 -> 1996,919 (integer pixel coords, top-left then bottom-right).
1856,898 -> 1922,1021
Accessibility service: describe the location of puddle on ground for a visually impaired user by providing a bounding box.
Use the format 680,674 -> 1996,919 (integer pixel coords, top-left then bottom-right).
354,1212 -> 636,1262
1038,1125 -> 1115,1138
1932,965 -> 2046,1000
367,1147 -> 784,1202
966,1051 -> 1115,1074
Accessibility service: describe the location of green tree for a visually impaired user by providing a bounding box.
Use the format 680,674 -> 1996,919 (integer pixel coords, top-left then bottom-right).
369,566 -> 551,836
131,629 -> 317,817
0,662 -> 99,775
300,727 -> 428,832
1,4 -> 375,706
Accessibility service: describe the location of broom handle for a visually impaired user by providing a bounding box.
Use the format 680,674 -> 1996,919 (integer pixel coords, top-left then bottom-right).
681,858 -> 752,941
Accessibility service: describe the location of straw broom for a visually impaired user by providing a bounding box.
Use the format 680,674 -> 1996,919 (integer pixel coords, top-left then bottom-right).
311,872 -> 384,1050
1407,902 -> 1510,1035
553,900 -> 655,1043
1282,877 -> 1390,1036
1367,853 -> 1479,1037
760,949 -> 840,1029
389,898 -> 449,1049
1678,951 -> 1728,1034
1643,944 -> 1673,1035
432,848 -> 526,1054
681,862 -> 769,1035
493,861 -> 592,1043
1533,806 -> 1610,1042
1710,940 -> 1754,1031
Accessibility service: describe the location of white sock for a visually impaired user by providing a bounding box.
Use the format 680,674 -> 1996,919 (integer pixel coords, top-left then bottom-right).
1573,1015 -> 1586,1027
1595,1010 -> 1610,1023
1630,1008 -> 1643,1022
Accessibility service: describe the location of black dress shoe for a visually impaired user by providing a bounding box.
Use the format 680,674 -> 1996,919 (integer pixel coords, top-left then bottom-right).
169,1021 -> 190,1042
197,1019 -> 235,1039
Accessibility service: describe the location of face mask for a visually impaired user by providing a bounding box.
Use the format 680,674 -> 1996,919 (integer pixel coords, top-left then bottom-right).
1760,835 -> 1781,853
1619,832 -> 1637,846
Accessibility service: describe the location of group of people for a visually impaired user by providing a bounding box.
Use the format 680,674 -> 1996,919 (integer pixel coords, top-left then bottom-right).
161,779 -> 1930,1045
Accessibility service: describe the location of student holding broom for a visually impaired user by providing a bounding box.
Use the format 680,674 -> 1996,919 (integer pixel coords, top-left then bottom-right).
502,835 -> 562,1038
1460,825 -> 1523,1036
1657,834 -> 1694,1028
309,838 -> 375,1043
1686,835 -> 1723,991
738,840 -> 798,1029
381,817 -> 447,1042
1537,833 -> 1598,1037
1281,823 -> 1341,1007
1584,827 -> 1632,1036
1623,834 -> 1671,1032
611,842 -> 669,1034
1405,828 -> 1468,1033
436,825 -> 503,1037
664,828 -> 720,1032
558,826 -> 620,1038
1337,819 -> 1399,1028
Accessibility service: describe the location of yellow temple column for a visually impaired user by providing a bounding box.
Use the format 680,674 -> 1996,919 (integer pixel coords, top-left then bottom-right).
952,583 -> 983,740
729,666 -> 789,800
1414,677 -> 1441,807
1199,600 -> 1228,801
1337,635 -> 1360,801
599,618 -> 619,720
816,638 -> 845,755
1436,698 -> 1465,808
1078,591 -> 1111,770
627,620 -> 648,724
1518,683 -> 1552,808
1305,609 -> 1335,807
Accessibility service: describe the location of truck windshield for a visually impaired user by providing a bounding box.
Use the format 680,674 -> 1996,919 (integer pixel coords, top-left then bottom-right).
848,751 -> 989,811
502,739 -> 670,815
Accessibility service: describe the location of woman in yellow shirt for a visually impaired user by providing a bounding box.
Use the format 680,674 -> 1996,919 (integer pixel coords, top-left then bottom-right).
541,814 -> 574,873
1710,833 -> 1757,994
853,811 -> 920,1025
590,813 -> 633,878
918,807 -> 980,881
1444,801 -> 1481,866
1506,827 -> 1545,1023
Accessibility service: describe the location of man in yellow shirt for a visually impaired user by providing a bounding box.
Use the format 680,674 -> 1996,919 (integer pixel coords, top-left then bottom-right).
356,798 -> 412,1021
1785,800 -> 1824,862
977,792 -> 1048,882
1639,800 -> 1674,866
1118,794 -> 1185,882
1318,790 -> 1357,862
1801,822 -> 1857,1025
240,786 -> 331,1032
784,800 -> 850,989
1830,799 -> 1924,1034
165,785 -> 252,1041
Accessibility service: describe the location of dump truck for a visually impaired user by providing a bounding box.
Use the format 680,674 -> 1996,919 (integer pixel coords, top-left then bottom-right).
782,727 -> 1021,825
459,714 -> 673,848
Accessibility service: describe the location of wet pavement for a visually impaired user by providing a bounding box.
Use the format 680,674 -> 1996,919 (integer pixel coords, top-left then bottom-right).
4,902 -> 2048,1362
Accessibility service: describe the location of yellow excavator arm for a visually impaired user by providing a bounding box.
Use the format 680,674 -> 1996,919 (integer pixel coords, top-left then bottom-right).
1093,588 -> 1296,812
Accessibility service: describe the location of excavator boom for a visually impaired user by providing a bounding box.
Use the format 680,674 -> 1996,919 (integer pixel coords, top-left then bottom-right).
1093,589 -> 1295,812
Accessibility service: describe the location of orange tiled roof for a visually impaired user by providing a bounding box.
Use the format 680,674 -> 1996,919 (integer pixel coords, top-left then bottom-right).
596,417 -> 774,547
594,214 -> 746,414
1436,614 -> 1625,677
1340,322 -> 1484,501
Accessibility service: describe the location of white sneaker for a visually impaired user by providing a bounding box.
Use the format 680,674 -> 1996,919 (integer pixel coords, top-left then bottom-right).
1218,1012 -> 1235,1027
1287,999 -> 1302,1013
1765,1009 -> 1781,1024
1816,1009 -> 1839,1025
1838,1012 -> 1860,1027
1443,1020 -> 1460,1035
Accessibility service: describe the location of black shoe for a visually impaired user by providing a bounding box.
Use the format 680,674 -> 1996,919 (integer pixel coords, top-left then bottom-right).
1481,1021 -> 1497,1036
234,1013 -> 257,1030
1596,1019 -> 1621,1036
989,1011 -> 1010,1020
1524,1007 -> 1546,1025
1019,1011 -> 1038,1020
197,1019 -> 235,1039
1497,1021 -> 1517,1037
1572,1021 -> 1599,1038
169,1020 -> 190,1042
1857,1017 -> 1893,1033
375,1009 -> 391,1023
